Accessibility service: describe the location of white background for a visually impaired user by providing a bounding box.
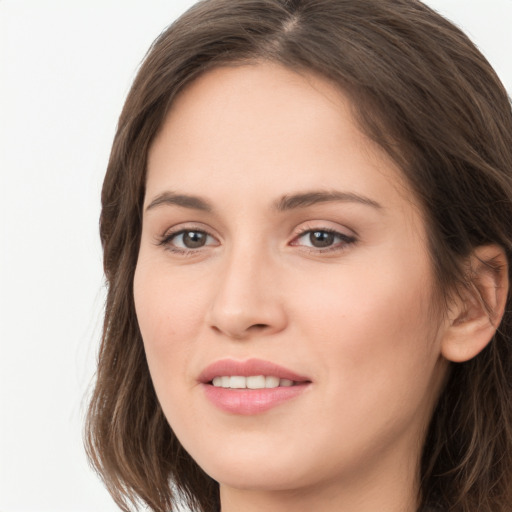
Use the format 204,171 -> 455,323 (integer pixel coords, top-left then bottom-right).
0,1 -> 510,511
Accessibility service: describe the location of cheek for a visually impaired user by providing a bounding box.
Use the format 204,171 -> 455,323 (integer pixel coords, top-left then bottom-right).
283,265 -> 443,477
294,254 -> 441,408
133,259 -> 206,390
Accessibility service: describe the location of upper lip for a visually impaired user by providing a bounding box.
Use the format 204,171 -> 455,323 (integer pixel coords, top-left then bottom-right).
198,358 -> 311,384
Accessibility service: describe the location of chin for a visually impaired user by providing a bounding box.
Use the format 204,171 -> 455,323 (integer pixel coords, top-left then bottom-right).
186,438 -> 329,492
207,461 -> 313,492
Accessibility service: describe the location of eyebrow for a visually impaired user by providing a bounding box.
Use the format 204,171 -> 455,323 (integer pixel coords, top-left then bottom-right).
273,190 -> 383,211
145,189 -> 382,213
145,191 -> 213,212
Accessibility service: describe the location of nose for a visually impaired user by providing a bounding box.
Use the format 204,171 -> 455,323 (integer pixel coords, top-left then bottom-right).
206,246 -> 287,340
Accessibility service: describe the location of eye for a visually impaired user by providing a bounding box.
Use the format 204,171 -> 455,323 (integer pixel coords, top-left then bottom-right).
304,230 -> 337,248
159,228 -> 218,252
291,228 -> 356,251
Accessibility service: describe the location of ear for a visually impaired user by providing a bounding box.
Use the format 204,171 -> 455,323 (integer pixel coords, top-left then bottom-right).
441,244 -> 509,363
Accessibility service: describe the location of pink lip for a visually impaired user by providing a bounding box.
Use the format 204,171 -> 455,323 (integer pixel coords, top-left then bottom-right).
199,358 -> 311,415
199,358 -> 310,383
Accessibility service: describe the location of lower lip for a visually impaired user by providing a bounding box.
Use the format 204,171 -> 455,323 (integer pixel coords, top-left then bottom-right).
202,383 -> 310,415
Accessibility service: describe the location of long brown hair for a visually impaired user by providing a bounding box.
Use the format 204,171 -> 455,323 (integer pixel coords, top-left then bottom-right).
85,1 -> 512,511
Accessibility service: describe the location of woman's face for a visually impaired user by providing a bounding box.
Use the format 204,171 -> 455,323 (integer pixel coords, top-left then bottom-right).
134,63 -> 449,498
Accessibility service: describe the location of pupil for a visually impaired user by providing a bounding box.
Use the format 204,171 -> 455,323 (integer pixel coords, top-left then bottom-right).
310,231 -> 334,248
183,231 -> 206,248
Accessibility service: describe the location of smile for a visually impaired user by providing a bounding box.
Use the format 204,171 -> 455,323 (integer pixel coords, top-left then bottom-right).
211,376 -> 296,389
200,359 -> 312,415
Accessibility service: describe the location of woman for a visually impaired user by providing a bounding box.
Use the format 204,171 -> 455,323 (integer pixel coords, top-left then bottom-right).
85,1 -> 512,511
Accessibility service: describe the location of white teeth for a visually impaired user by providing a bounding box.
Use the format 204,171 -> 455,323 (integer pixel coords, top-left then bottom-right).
230,376 -> 246,389
211,375 -> 296,389
265,376 -> 280,388
247,375 -> 266,389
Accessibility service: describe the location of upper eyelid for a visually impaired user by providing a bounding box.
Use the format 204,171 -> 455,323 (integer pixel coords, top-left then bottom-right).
294,226 -> 347,236
291,228 -> 356,244
292,221 -> 357,239
156,221 -> 357,247
160,222 -> 217,238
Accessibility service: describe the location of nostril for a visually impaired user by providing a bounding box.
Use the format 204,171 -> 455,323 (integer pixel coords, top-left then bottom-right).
250,323 -> 269,330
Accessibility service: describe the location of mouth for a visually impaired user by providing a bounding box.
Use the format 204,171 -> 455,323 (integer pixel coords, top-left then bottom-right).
199,358 -> 312,415
210,375 -> 300,389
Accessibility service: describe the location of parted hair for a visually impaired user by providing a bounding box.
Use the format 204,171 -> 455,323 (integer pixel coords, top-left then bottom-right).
85,1 -> 512,511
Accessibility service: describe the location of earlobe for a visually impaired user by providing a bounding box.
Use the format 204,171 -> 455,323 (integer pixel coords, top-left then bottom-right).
441,245 -> 509,363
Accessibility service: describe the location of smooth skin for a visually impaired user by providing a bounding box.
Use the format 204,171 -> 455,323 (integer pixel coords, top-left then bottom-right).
134,62 -> 507,512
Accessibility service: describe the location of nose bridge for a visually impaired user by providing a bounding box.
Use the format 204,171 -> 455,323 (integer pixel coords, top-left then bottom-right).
207,236 -> 286,339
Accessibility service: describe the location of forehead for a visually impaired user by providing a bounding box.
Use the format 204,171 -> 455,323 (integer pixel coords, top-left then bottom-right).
146,62 -> 414,217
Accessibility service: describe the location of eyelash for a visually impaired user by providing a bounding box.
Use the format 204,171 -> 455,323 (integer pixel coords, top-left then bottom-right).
291,227 -> 357,253
157,226 -> 357,255
157,227 -> 217,256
